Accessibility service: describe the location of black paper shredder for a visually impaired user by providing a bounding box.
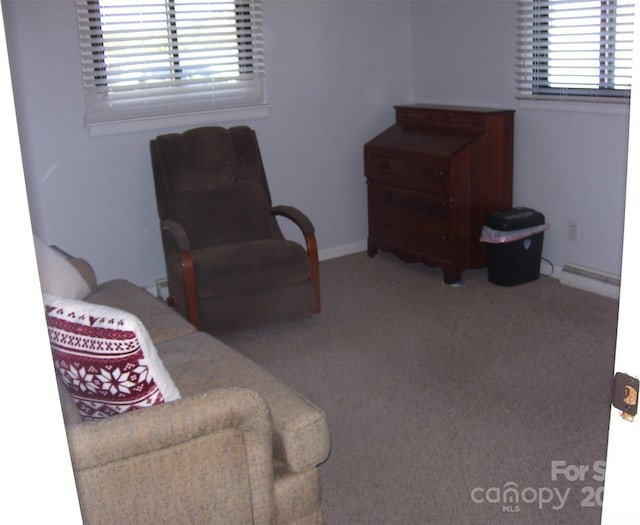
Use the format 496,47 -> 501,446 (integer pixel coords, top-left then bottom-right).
484,207 -> 546,286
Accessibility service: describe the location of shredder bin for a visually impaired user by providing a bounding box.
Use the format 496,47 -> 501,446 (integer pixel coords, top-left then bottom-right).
481,207 -> 547,286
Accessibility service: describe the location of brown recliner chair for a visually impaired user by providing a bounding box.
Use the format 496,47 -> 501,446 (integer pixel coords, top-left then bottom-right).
150,126 -> 320,334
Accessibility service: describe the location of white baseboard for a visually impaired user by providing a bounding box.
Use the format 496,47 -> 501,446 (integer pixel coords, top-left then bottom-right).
319,240 -> 368,261
145,244 -> 620,302
558,262 -> 620,300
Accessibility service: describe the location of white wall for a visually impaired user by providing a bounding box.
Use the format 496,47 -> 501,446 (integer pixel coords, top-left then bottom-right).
3,0 -> 411,287
410,0 -> 629,278
5,0 -> 629,285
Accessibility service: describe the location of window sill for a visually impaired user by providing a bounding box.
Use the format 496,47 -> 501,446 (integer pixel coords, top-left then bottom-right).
517,97 -> 630,116
86,104 -> 271,137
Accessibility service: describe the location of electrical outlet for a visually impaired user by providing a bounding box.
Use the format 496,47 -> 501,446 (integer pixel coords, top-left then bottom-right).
568,221 -> 579,242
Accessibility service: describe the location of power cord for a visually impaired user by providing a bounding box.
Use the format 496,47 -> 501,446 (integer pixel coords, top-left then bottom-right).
541,257 -> 555,277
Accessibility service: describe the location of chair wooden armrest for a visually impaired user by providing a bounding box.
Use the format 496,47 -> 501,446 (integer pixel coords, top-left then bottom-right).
271,206 -> 321,313
161,220 -> 199,328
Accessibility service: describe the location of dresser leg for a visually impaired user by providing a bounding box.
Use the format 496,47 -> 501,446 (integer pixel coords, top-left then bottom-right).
367,241 -> 378,258
443,268 -> 463,285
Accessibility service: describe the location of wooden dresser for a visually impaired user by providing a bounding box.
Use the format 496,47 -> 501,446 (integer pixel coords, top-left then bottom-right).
364,104 -> 514,284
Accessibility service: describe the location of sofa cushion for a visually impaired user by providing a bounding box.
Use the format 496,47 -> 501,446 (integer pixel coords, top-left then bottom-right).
85,279 -> 196,344
33,236 -> 91,299
157,331 -> 331,473
45,294 -> 181,420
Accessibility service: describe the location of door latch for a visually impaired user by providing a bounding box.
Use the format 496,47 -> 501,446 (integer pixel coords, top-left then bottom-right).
612,372 -> 639,422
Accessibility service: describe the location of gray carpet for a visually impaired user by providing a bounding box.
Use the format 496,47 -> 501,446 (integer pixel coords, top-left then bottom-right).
221,251 -> 619,525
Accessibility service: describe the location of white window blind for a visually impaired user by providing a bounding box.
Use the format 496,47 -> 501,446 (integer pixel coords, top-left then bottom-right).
76,0 -> 266,132
516,0 -> 634,101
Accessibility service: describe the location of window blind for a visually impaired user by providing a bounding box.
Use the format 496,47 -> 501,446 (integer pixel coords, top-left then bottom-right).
76,0 -> 266,129
516,0 -> 634,101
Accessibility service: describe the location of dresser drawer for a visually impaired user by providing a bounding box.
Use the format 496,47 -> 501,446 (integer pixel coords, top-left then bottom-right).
368,183 -> 453,259
368,183 -> 451,217
366,154 -> 449,193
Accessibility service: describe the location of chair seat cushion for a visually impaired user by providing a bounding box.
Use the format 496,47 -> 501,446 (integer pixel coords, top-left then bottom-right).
193,239 -> 311,296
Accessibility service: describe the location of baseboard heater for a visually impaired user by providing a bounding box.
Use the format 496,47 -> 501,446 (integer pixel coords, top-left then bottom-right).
559,262 -> 620,299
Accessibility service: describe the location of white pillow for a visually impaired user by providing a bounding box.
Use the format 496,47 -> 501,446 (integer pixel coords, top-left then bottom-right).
33,236 -> 91,299
44,294 -> 181,420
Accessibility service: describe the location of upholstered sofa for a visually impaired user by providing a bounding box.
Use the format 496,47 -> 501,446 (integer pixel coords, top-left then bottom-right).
36,240 -> 331,525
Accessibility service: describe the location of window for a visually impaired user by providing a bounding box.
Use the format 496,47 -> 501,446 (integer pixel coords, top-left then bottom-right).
516,0 -> 635,102
76,0 -> 267,135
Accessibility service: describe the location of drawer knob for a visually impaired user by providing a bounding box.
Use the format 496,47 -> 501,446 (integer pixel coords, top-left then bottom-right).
424,169 -> 445,180
373,160 -> 390,170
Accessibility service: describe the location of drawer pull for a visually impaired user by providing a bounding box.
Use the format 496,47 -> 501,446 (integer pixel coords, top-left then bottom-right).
423,232 -> 448,243
373,160 -> 390,171
423,169 -> 445,181
419,201 -> 449,212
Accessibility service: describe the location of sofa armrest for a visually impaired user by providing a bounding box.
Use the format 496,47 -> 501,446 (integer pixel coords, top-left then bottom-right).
67,388 -> 276,525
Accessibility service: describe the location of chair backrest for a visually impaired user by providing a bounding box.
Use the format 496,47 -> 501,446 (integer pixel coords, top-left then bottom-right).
150,126 -> 281,248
